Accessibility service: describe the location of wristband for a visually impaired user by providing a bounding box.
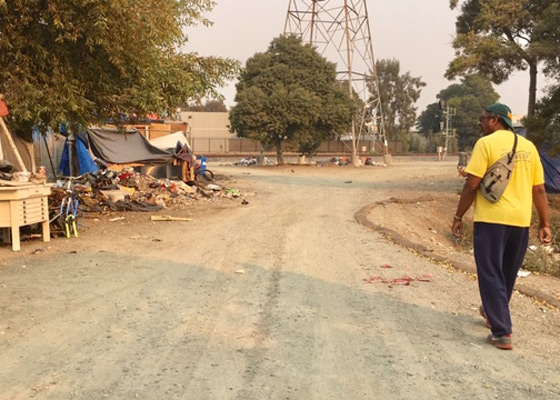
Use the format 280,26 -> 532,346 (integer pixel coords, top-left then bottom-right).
454,215 -> 462,221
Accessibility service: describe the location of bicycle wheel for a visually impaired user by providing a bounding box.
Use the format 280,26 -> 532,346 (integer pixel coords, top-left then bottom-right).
198,170 -> 214,181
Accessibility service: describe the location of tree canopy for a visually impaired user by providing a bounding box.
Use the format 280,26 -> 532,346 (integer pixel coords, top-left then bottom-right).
229,35 -> 355,163
447,0 -> 560,118
418,75 -> 499,150
372,59 -> 425,142
0,0 -> 239,139
524,84 -> 560,153
183,99 -> 228,112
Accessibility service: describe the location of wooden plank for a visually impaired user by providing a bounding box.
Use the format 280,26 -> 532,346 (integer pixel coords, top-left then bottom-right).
150,215 -> 192,222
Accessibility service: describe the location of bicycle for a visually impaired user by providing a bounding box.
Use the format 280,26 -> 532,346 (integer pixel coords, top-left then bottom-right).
195,164 -> 214,181
49,176 -> 86,238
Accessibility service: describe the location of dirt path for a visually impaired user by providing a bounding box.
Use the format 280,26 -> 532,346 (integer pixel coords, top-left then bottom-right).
1,159 -> 560,399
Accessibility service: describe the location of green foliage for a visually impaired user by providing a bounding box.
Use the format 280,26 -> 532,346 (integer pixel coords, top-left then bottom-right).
372,59 -> 425,142
418,75 -> 499,150
524,84 -> 560,153
417,103 -> 443,135
408,133 -> 445,153
0,0 -> 239,139
183,99 -> 228,112
447,0 -> 560,117
229,35 -> 355,163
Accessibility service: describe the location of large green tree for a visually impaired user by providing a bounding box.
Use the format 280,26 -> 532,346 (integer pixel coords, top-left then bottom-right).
524,84 -> 560,153
519,5 -> 560,151
417,103 -> 444,135
229,35 -> 354,164
0,0 -> 238,139
372,59 -> 425,144
418,75 -> 499,150
447,0 -> 560,118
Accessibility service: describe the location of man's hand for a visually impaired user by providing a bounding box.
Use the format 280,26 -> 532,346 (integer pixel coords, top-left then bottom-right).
539,226 -> 552,245
452,174 -> 480,240
452,219 -> 463,238
533,184 -> 551,245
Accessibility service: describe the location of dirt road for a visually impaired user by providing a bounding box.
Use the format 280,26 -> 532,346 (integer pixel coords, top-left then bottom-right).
1,159 -> 560,399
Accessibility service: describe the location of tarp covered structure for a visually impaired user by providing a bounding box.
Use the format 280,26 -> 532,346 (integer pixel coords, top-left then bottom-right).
0,123 -> 33,172
149,131 -> 191,152
87,128 -> 175,164
540,151 -> 560,193
58,134 -> 100,176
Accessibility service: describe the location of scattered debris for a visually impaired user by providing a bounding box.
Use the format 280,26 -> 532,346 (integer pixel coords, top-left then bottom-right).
363,274 -> 435,285
518,269 -> 531,278
45,168 -> 247,235
234,157 -> 257,166
30,248 -> 47,255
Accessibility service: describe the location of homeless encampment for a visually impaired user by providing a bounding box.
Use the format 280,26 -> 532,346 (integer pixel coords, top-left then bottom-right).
86,128 -> 195,180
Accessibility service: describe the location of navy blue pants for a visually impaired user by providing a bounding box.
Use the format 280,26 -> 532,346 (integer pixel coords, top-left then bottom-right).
473,222 -> 529,336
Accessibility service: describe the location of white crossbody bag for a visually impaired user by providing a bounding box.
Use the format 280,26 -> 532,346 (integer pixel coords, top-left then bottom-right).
479,132 -> 518,203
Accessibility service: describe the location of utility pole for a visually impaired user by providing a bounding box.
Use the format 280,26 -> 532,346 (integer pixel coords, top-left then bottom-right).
440,101 -> 456,160
284,0 -> 391,166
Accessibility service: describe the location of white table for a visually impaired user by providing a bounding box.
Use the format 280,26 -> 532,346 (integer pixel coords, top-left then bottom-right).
0,183 -> 51,251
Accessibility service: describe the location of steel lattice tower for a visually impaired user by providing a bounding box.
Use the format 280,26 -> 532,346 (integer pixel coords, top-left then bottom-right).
284,0 -> 390,165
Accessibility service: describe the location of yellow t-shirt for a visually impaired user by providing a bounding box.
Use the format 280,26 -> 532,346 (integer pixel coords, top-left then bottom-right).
465,129 -> 545,227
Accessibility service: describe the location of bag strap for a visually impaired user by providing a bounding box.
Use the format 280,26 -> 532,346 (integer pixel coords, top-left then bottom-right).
507,131 -> 518,165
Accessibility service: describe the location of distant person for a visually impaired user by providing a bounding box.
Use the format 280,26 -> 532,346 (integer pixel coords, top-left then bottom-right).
451,103 -> 551,350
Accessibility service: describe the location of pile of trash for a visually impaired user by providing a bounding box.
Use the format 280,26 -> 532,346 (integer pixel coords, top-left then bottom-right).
234,157 -> 258,166
48,167 -> 246,216
319,157 -> 386,167
228,157 -> 276,166
0,160 -> 46,183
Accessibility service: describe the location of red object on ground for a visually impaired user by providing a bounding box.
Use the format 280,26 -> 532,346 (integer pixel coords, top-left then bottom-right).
363,274 -> 435,285
0,99 -> 9,117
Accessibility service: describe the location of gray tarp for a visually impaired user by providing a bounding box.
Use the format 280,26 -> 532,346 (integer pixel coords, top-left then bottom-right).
87,128 -> 174,164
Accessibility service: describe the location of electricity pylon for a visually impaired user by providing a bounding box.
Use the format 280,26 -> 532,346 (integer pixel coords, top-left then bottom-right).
284,0 -> 390,165
440,101 -> 456,160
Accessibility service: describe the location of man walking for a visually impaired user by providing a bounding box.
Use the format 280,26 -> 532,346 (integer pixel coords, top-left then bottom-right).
451,103 -> 552,350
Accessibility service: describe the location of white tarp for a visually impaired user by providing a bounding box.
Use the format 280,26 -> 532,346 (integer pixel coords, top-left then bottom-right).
149,131 -> 191,152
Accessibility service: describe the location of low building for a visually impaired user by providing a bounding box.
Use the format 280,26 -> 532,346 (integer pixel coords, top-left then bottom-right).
179,111 -> 232,153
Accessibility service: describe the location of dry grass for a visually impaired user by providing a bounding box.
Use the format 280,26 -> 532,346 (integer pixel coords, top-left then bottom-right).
523,209 -> 560,277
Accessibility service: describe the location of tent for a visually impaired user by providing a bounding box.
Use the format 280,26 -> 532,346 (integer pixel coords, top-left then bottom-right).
58,134 -> 100,176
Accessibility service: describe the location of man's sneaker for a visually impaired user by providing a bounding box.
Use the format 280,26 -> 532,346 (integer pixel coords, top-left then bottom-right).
479,305 -> 491,329
487,334 -> 513,350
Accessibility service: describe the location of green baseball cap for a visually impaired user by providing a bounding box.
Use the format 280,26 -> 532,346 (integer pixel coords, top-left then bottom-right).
484,103 -> 514,130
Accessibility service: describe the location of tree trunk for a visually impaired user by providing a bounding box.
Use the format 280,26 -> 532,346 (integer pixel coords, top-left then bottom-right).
276,138 -> 284,165
528,61 -> 538,119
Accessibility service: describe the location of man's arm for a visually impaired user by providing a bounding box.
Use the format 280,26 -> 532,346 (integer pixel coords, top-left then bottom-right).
533,184 -> 552,244
452,174 -> 482,238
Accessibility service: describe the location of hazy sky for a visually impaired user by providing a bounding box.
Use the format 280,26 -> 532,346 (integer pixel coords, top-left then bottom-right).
186,1 -> 545,117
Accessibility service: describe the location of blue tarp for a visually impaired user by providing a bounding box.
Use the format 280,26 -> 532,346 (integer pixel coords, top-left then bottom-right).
59,135 -> 99,176
540,151 -> 560,193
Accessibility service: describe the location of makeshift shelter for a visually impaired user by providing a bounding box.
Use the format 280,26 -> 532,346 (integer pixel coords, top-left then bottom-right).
0,123 -> 33,173
149,131 -> 191,152
86,127 -> 195,181
58,134 -> 99,176
87,128 -> 174,164
540,151 -> 560,193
